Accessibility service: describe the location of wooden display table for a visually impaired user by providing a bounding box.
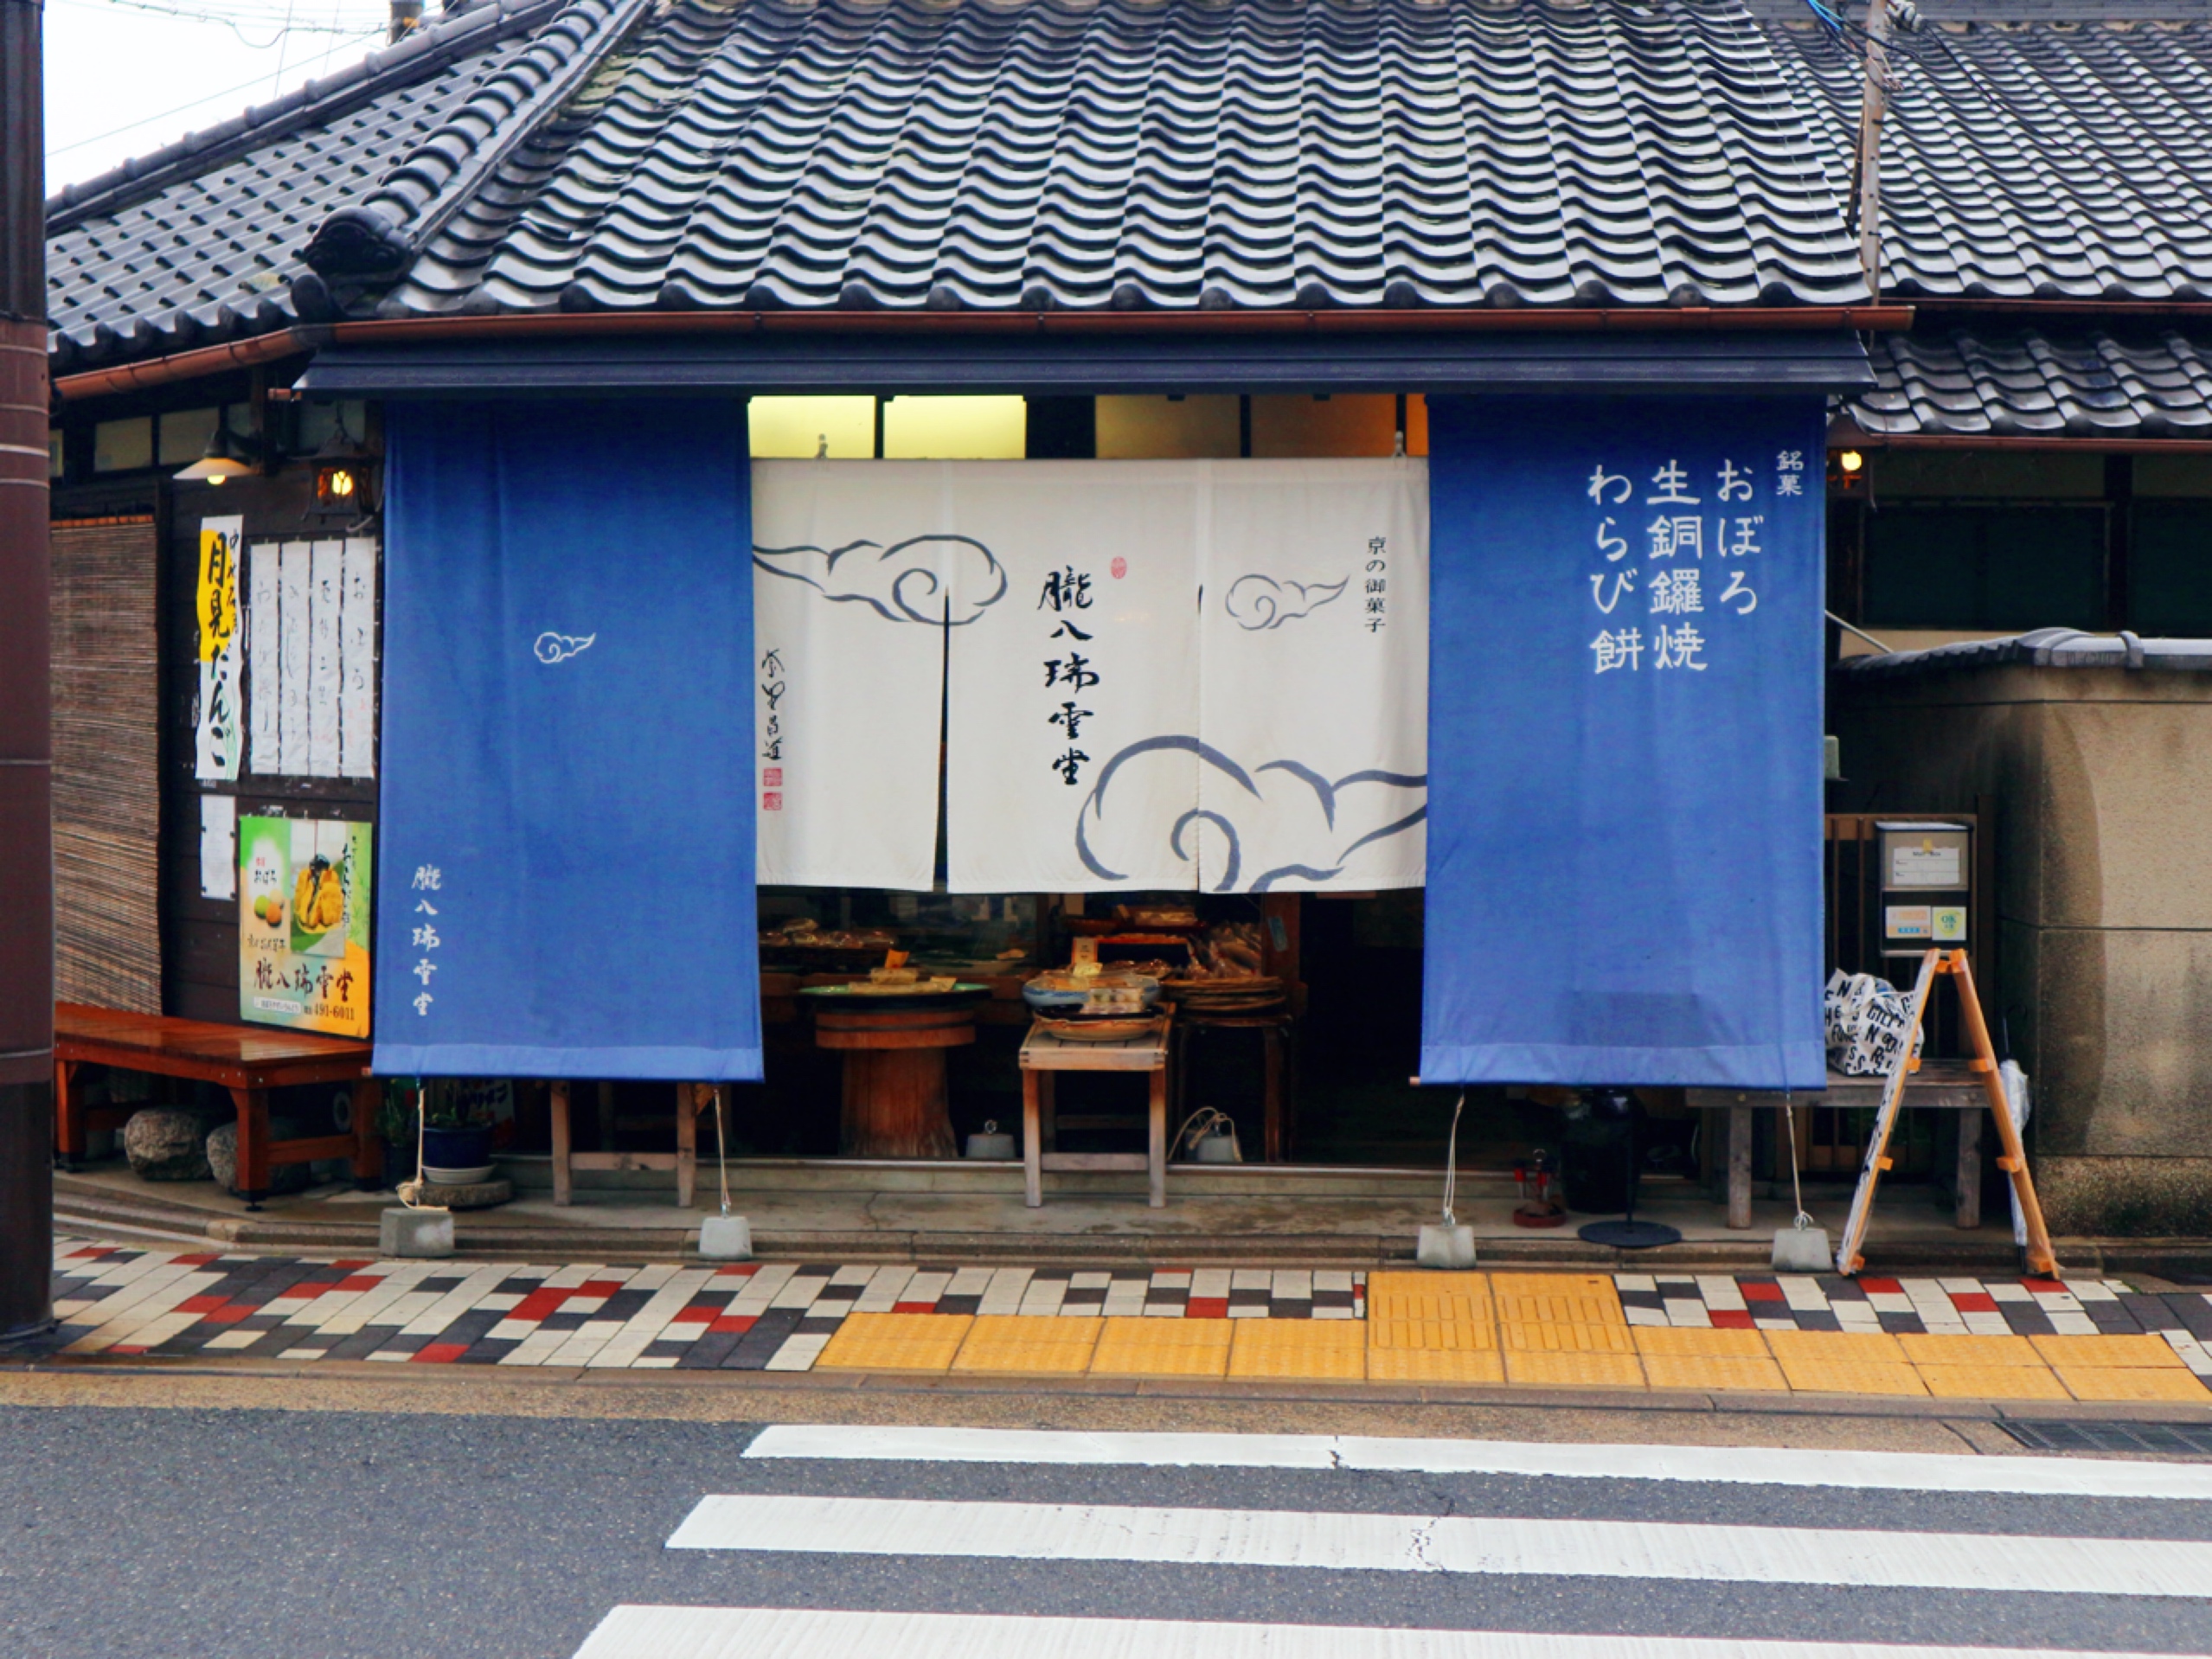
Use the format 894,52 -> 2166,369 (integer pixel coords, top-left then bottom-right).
809,990 -> 983,1158
53,1002 -> 378,1208
1689,1059 -> 1997,1231
1020,1010 -> 1173,1208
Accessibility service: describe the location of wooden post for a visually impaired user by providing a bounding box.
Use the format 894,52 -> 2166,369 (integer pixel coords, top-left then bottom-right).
1262,1025 -> 1284,1163
550,1079 -> 573,1207
230,1087 -> 271,1207
1954,1107 -> 1983,1230
1022,1069 -> 1042,1208
1852,0 -> 1893,293
351,1075 -> 383,1188
1148,1064 -> 1167,1208
52,1058 -> 82,1168
675,1083 -> 698,1209
1727,1103 -> 1754,1229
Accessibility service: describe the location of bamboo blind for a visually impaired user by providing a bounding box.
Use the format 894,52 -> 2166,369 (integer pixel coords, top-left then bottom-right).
51,516 -> 163,1012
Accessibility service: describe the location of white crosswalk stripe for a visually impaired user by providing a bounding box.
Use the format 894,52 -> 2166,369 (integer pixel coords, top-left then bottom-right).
667,1492 -> 2212,1596
567,1429 -> 2212,1659
575,1609 -> 2205,1659
742,1425 -> 2212,1500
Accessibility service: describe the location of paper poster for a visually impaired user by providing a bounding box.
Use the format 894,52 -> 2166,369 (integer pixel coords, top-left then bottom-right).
338,536 -> 377,777
1196,460 -> 1428,891
192,516 -> 243,780
248,535 -> 378,780
198,793 -> 236,900
247,541 -> 279,773
278,541 -> 310,775
239,814 -> 372,1037
308,538 -> 342,777
750,461 -> 957,889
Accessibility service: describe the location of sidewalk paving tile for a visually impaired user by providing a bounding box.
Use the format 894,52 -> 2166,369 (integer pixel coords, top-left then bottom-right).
1228,1320 -> 1366,1380
816,1313 -> 972,1372
36,1242 -> 2212,1403
1092,1316 -> 1233,1378
952,1315 -> 1103,1374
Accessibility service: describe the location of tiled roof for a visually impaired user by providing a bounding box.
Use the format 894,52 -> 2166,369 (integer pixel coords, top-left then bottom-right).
1836,628 -> 2212,678
1847,325 -> 2212,439
361,0 -> 1869,317
44,0 -> 567,371
1763,13 -> 2212,301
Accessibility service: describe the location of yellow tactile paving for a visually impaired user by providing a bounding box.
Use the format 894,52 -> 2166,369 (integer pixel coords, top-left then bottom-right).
1504,1348 -> 1646,1388
1914,1364 -> 2071,1400
1501,1319 -> 1637,1354
1089,1316 -> 1232,1378
1487,1272 -> 1617,1297
1639,1354 -> 1789,1393
951,1315 -> 1102,1374
1369,1316 -> 1497,1351
815,1312 -> 972,1373
1897,1333 -> 2044,1367
1227,1319 -> 1368,1380
2031,1333 -> 2187,1369
1764,1329 -> 1908,1365
1774,1359 -> 1927,1396
1366,1347 -> 1507,1384
2054,1366 -> 2212,1403
1633,1327 -> 1769,1358
1367,1271 -> 1493,1326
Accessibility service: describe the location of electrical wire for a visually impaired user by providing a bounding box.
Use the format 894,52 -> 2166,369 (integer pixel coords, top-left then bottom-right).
44,15 -> 382,161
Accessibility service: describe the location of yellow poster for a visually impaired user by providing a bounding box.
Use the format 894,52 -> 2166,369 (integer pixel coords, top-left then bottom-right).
239,814 -> 372,1037
195,515 -> 244,778
196,518 -> 239,660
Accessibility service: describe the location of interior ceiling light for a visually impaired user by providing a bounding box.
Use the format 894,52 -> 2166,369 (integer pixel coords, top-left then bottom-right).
173,425 -> 255,484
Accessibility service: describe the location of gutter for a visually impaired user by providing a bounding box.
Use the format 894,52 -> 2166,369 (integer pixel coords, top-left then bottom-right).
51,326 -> 322,401
51,306 -> 1911,403
1829,420 -> 2212,454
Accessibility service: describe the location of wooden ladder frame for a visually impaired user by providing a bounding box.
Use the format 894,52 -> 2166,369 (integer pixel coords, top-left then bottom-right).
1834,947 -> 2056,1277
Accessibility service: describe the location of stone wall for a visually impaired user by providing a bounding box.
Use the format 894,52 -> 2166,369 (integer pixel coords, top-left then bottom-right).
1831,663 -> 2212,1235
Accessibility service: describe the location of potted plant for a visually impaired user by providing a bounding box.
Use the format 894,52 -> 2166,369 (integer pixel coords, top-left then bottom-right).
419,1079 -> 497,1183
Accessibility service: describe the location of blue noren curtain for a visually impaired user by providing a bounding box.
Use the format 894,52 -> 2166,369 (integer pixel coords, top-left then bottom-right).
1420,395 -> 1827,1089
372,400 -> 761,1080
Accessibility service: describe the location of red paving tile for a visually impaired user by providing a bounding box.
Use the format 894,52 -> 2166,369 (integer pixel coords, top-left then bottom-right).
412,1343 -> 469,1363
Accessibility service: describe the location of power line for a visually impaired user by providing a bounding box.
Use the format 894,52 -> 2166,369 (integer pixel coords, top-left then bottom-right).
44,18 -> 383,160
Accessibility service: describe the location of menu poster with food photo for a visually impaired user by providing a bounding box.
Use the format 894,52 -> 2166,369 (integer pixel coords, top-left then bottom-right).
238,814 -> 372,1037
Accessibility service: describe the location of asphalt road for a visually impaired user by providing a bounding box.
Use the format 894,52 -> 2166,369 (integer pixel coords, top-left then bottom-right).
4,1405 -> 2211,1659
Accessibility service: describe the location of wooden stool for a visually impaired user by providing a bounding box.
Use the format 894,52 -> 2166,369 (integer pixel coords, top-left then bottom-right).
549,1080 -> 710,1207
1020,1010 -> 1172,1208
1171,1009 -> 1295,1162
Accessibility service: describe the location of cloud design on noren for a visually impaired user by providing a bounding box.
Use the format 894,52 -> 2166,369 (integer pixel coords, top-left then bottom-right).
1074,736 -> 1426,893
1224,573 -> 1349,631
532,631 -> 595,664
754,535 -> 1008,626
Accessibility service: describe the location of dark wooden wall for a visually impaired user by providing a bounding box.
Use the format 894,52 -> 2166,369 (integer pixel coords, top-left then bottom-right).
158,468 -> 380,1025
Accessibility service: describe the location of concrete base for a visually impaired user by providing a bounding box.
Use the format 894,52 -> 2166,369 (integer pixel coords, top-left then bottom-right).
1415,1223 -> 1478,1268
379,1207 -> 455,1259
698,1214 -> 753,1260
1771,1223 -> 1833,1273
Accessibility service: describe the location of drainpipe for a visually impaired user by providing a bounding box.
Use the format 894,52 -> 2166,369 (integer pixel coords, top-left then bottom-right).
0,0 -> 54,1342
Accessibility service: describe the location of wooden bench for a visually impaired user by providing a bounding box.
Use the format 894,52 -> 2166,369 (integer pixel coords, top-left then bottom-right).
1689,1058 -> 1998,1231
54,1002 -> 379,1209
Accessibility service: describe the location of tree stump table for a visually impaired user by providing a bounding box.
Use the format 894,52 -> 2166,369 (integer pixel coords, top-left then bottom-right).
805,985 -> 985,1159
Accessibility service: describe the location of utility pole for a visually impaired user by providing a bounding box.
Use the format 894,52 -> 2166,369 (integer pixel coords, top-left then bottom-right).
1851,0 -> 1894,297
0,0 -> 55,1342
